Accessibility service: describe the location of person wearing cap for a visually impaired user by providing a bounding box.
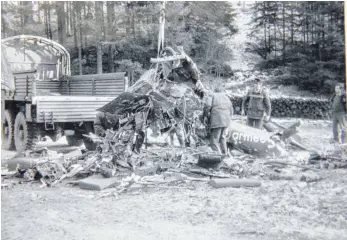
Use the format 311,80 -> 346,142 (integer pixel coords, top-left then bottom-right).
330,83 -> 346,144
208,86 -> 234,155
241,78 -> 271,129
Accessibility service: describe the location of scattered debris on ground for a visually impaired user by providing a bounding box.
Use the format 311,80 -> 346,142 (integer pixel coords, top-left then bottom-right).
2,48 -> 346,195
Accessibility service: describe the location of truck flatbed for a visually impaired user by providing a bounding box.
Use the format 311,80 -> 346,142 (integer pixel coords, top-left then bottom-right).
32,96 -> 116,123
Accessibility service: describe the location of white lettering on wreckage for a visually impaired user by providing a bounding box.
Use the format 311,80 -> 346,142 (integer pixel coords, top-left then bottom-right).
232,132 -> 267,144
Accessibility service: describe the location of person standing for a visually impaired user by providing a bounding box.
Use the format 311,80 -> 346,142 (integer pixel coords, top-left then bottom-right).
331,83 -> 346,144
209,86 -> 233,155
241,78 -> 271,129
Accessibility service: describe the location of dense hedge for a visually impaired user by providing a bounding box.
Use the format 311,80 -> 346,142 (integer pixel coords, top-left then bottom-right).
230,94 -> 331,120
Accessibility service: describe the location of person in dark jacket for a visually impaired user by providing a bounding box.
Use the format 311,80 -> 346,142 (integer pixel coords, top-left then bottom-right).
241,78 -> 271,129
331,83 -> 346,144
94,111 -> 119,137
208,86 -> 234,155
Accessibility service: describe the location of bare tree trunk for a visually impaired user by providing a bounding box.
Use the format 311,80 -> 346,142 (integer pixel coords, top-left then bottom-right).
101,2 -> 106,41
78,6 -> 83,75
97,43 -> 103,74
95,1 -> 103,40
107,1 -> 115,73
20,1 -> 24,31
95,1 -> 103,74
126,3 -> 131,35
84,4 -> 87,47
23,1 -> 34,25
107,1 -> 115,38
73,3 -> 77,49
56,1 -> 66,46
274,21 -> 277,57
263,2 -> 267,59
44,6 -> 48,38
70,2 -> 73,36
78,47 -> 82,75
322,13 -> 325,47
304,3 -> 307,46
1,2 -> 7,37
47,7 -> 52,39
282,2 -> 285,63
108,45 -> 115,73
132,5 -> 136,38
291,5 -> 294,47
268,24 -> 271,54
66,2 -> 71,36
306,7 -> 309,45
37,2 -> 42,24
311,3 -> 315,44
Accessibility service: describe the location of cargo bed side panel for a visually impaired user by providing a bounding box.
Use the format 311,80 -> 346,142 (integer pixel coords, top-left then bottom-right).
34,96 -> 115,123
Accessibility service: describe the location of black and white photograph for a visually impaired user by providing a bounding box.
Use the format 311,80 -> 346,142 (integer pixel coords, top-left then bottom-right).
1,1 -> 347,239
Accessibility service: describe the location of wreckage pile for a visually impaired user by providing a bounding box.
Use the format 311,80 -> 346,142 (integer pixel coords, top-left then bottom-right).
229,94 -> 330,119
3,90 -> 346,191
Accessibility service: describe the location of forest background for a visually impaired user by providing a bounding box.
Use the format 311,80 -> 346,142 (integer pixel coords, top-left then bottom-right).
1,1 -> 345,95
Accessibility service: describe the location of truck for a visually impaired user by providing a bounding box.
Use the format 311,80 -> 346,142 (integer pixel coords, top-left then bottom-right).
1,35 -> 127,151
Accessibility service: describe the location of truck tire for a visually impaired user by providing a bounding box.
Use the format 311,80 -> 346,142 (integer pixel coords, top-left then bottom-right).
2,110 -> 15,150
66,136 -> 83,147
14,112 -> 39,151
83,138 -> 97,151
83,123 -> 97,151
49,126 -> 63,142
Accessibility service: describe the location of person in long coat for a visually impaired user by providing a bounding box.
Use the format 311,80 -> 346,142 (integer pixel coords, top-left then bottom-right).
208,86 -> 234,155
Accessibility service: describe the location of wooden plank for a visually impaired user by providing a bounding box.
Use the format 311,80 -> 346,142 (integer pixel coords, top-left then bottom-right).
35,86 -> 60,88
38,114 -> 97,118
69,87 -> 93,90
94,83 -> 124,87
65,92 -> 93,94
94,91 -> 122,94
14,82 -> 32,86
68,77 -> 124,82
38,102 -> 109,106
13,76 -> 35,80
94,88 -> 123,91
67,86 -> 93,89
94,86 -> 121,89
94,79 -> 125,83
68,72 -> 126,80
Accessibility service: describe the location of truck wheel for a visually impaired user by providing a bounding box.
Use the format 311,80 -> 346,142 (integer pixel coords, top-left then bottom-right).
14,112 -> 39,151
83,123 -> 97,151
50,126 -> 63,142
2,110 -> 15,150
66,136 -> 83,147
83,138 -> 97,151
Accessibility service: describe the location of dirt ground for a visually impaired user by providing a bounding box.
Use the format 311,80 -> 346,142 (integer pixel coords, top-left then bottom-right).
1,118 -> 347,240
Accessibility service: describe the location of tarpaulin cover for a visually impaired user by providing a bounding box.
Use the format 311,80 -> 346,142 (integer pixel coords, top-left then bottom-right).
2,38 -> 60,74
1,48 -> 15,91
